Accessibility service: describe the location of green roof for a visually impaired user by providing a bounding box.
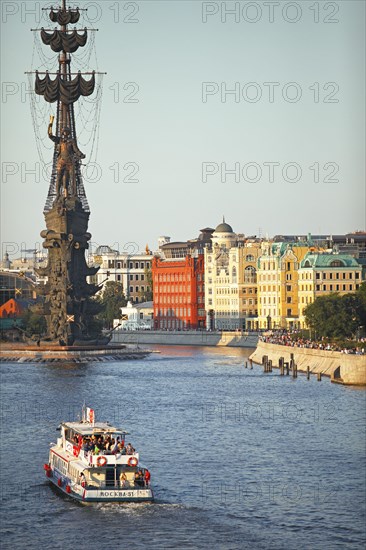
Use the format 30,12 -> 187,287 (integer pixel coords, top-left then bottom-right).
300,253 -> 360,269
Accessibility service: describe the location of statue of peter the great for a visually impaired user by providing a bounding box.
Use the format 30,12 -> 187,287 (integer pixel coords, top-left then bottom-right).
48,114 -> 85,197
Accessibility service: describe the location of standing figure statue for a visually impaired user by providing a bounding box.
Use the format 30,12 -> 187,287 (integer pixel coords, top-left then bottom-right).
48,115 -> 85,197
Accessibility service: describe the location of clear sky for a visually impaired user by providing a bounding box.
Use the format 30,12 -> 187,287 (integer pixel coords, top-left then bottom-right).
1,0 -> 365,258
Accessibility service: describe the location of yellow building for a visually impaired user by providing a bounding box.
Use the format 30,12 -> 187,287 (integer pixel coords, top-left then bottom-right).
298,253 -> 363,328
257,242 -> 316,330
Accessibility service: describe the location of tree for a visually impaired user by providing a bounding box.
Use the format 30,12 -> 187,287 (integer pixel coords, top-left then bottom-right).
97,281 -> 127,328
22,309 -> 47,337
304,289 -> 365,340
138,265 -> 153,302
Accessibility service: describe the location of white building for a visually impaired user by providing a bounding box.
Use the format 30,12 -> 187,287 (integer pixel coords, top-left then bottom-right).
114,301 -> 153,329
204,220 -> 260,330
89,245 -> 153,303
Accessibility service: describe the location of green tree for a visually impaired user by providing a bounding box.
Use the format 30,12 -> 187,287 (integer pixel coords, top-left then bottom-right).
97,281 -> 127,328
22,309 -> 47,337
138,265 -> 153,302
304,290 -> 365,339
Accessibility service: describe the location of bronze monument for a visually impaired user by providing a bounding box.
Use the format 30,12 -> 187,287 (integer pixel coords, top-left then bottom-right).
33,1 -> 103,346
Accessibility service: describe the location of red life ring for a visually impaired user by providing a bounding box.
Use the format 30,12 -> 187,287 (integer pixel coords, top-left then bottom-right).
128,456 -> 138,467
66,485 -> 71,494
96,456 -> 107,467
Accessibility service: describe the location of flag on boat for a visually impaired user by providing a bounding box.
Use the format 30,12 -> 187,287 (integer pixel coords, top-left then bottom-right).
86,407 -> 95,424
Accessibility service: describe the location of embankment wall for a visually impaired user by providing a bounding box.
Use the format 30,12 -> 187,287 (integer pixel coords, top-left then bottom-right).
250,341 -> 366,385
112,331 -> 258,348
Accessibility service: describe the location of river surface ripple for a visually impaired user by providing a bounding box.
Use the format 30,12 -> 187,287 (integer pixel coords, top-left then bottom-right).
0,345 -> 365,549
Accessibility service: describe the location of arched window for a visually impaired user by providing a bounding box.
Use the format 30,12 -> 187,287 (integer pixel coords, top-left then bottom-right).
246,254 -> 255,262
244,266 -> 257,283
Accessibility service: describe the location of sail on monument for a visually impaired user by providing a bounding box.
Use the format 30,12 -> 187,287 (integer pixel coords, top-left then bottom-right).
29,0 -> 105,346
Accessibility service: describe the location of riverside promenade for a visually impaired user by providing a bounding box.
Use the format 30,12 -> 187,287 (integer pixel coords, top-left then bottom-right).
112,330 -> 258,348
250,340 -> 366,386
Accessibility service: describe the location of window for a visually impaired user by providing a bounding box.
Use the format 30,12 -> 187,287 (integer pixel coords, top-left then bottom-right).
246,254 -> 255,262
286,297 -> 291,303
244,266 -> 256,283
330,260 -> 344,267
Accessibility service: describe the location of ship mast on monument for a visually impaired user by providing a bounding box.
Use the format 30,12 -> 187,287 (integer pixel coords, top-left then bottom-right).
28,0 -> 105,346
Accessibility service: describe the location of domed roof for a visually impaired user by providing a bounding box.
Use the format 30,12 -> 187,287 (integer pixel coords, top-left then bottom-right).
215,218 -> 233,233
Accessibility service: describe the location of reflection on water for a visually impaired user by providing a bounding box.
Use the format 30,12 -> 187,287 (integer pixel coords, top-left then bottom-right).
0,345 -> 365,550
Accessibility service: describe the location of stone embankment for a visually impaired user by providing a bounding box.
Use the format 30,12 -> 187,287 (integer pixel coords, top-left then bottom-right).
250,340 -> 366,386
112,330 -> 258,348
0,343 -> 150,363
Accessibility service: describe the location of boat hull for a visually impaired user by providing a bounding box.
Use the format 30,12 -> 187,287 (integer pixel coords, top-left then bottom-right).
46,472 -> 154,503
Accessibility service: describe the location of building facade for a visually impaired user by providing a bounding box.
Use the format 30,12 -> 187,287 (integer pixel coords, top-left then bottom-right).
90,246 -> 153,303
152,254 -> 205,329
256,242 -> 315,330
298,253 -> 363,327
204,221 -> 261,330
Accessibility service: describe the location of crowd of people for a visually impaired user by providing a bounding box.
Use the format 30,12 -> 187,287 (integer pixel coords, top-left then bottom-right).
77,434 -> 136,456
260,332 -> 365,355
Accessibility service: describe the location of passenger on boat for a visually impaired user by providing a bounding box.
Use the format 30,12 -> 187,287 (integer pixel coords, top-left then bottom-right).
104,436 -> 112,450
144,469 -> 151,487
126,443 -> 135,455
119,472 -> 127,488
111,437 -> 120,454
79,472 -> 86,488
117,442 -> 127,455
82,438 -> 92,452
134,470 -> 144,487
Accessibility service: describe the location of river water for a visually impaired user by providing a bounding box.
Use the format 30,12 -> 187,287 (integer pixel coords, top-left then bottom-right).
0,345 -> 365,549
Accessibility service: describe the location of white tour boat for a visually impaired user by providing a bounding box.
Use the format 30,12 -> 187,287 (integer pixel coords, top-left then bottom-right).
44,407 -> 154,503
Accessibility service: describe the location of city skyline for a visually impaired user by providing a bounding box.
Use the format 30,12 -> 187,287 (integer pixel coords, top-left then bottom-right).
1,1 -> 365,255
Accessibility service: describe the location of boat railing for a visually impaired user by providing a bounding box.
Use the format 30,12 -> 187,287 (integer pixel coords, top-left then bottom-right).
83,481 -> 149,490
78,450 -> 140,466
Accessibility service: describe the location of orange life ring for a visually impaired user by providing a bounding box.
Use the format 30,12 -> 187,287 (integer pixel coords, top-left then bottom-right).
96,456 -> 107,467
128,456 -> 138,467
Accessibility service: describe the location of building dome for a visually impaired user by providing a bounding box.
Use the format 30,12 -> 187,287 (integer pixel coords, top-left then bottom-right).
215,220 -> 233,233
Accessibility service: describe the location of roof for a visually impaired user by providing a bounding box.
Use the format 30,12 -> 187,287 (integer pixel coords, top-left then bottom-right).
214,222 -> 233,233
135,301 -> 153,309
300,253 -> 361,268
63,421 -> 129,435
161,242 -> 188,249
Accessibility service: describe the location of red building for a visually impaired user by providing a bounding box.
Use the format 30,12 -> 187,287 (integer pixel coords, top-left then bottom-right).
152,255 -> 205,329
0,298 -> 34,318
